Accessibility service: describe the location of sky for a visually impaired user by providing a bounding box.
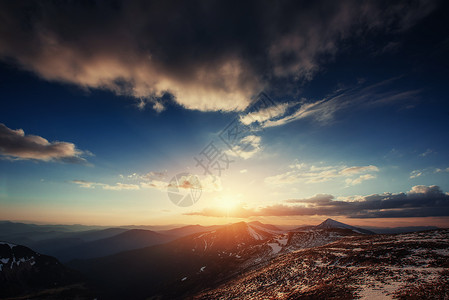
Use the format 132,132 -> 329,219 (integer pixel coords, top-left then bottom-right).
0,0 -> 449,227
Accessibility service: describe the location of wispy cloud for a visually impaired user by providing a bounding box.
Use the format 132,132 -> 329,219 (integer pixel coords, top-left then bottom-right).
419,149 -> 434,157
345,174 -> 377,186
187,185 -> 449,218
410,170 -> 423,179
0,123 -> 90,164
265,162 -> 379,186
71,180 -> 140,191
226,135 -> 262,160
72,172 -> 222,193
240,79 -> 421,128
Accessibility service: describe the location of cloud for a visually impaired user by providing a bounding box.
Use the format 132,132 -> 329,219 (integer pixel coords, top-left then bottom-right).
420,149 -> 434,157
240,103 -> 292,125
102,183 -> 140,191
345,174 -> 376,186
72,172 -> 222,193
410,170 -> 423,179
340,165 -> 379,175
142,173 -> 221,193
435,167 -> 449,173
72,180 -> 140,191
71,179 -> 140,191
0,1 -> 436,112
264,162 -> 379,186
408,166 -> 449,179
226,135 -> 262,160
71,180 -> 95,188
260,79 -> 421,128
187,185 -> 449,218
0,123 -> 89,163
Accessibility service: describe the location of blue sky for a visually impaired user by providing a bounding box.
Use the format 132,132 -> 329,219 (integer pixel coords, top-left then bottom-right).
0,0 -> 448,226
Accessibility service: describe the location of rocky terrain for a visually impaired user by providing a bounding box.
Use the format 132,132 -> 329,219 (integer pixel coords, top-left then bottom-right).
0,241 -> 88,299
195,229 -> 449,299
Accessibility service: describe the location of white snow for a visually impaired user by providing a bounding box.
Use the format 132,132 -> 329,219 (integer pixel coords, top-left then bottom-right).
0,242 -> 16,248
247,226 -> 265,240
268,243 -> 282,254
358,281 -> 401,300
275,235 -> 289,246
249,223 -> 283,235
0,258 -> 9,264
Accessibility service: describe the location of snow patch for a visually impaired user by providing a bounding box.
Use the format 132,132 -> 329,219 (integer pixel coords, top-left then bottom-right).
268,243 -> 282,254
0,242 -> 16,248
0,258 -> 9,264
247,226 -> 265,240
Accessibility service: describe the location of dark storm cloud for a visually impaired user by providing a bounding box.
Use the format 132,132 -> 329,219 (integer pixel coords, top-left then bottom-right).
0,0 -> 438,111
186,185 -> 449,218
0,123 -> 89,163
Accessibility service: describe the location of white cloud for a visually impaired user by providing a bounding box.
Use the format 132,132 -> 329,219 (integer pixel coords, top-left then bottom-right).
340,165 -> 379,175
435,167 -> 449,173
72,172 -> 222,193
240,103 -> 292,125
420,149 -> 434,157
226,135 -> 262,160
72,180 -> 140,191
265,162 -> 379,186
410,170 -> 423,179
0,123 -> 89,164
71,180 -> 95,188
102,183 -> 140,191
345,174 -> 376,186
259,79 -> 421,128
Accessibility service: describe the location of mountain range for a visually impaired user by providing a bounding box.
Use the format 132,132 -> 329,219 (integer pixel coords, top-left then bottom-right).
1,219 -> 447,299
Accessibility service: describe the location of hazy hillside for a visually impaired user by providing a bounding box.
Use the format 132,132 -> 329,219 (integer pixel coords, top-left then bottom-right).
56,229 -> 174,262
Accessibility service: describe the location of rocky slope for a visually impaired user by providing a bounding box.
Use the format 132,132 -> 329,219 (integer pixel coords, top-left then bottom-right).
195,229 -> 449,299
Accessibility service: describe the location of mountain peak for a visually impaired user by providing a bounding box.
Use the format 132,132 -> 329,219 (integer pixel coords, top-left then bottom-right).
316,218 -> 374,234
320,218 -> 345,226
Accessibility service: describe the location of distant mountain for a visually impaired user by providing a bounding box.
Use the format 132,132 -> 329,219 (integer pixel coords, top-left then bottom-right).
248,221 -> 282,232
0,221 -> 106,235
315,218 -> 375,234
294,218 -> 375,235
160,224 -> 223,238
0,221 -> 176,262
28,227 -> 130,256
196,229 -> 449,299
0,221 -> 129,249
69,221 -> 278,299
70,221 -> 363,299
0,241 -> 90,299
55,229 -> 174,262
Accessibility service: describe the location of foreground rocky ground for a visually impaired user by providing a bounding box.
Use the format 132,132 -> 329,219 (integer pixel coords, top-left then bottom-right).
195,229 -> 449,299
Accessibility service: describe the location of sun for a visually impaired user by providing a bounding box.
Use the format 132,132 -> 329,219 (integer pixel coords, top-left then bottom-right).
216,195 -> 241,215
